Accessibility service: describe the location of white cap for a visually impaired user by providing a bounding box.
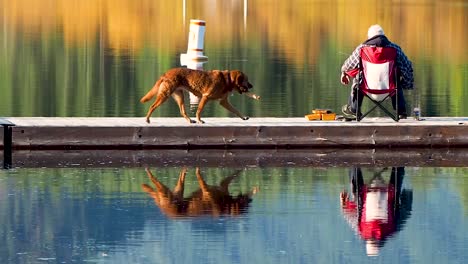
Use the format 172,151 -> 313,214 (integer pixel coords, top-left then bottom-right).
366,240 -> 380,256
368,24 -> 385,39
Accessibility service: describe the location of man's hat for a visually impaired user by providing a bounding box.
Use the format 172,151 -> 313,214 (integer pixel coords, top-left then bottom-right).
368,24 -> 385,39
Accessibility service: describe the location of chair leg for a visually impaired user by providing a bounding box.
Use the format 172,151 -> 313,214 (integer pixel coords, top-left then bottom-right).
356,88 -> 361,122
360,93 -> 399,122
396,89 -> 399,121
378,103 -> 399,121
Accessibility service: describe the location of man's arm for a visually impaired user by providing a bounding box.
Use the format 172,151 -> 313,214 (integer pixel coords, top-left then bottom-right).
340,45 -> 362,85
341,45 -> 362,73
394,45 -> 414,89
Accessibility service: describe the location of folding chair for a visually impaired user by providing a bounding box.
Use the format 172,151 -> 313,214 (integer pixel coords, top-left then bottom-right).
354,46 -> 399,122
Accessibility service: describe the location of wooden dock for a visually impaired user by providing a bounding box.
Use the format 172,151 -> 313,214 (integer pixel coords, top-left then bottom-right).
1,117 -> 468,149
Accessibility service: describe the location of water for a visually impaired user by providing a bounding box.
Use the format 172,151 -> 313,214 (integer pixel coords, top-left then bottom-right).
1,161 -> 468,264
1,1 -> 467,263
0,1 -> 466,118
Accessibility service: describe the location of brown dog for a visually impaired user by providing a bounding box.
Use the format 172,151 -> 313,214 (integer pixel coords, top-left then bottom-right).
140,68 -> 254,124
141,167 -> 258,218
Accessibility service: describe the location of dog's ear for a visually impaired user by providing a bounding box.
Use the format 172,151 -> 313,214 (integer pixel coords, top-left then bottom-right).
231,70 -> 243,85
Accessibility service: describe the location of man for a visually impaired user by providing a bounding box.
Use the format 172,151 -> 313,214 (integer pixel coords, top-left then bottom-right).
340,24 -> 414,119
340,167 -> 413,256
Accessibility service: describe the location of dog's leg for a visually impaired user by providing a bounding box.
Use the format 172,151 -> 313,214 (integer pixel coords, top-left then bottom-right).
219,98 -> 249,120
195,96 -> 209,124
172,167 -> 187,200
195,167 -> 220,215
145,95 -> 170,123
195,167 -> 210,194
142,168 -> 173,204
141,184 -> 160,202
145,168 -> 172,195
143,168 -> 185,218
171,90 -> 195,123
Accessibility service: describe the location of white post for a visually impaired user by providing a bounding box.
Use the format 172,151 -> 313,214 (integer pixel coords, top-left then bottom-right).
180,19 -> 208,63
186,60 -> 207,105
181,19 -> 208,105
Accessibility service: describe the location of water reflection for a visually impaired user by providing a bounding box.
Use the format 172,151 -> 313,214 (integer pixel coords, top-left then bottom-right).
142,167 -> 258,218
340,167 -> 413,256
0,1 -> 466,117
2,165 -> 468,263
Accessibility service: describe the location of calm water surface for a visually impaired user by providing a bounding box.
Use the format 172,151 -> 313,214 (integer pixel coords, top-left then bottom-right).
1,1 -> 468,263
1,165 -> 468,264
0,0 -> 466,118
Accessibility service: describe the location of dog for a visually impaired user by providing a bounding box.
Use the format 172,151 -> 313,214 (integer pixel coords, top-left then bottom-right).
140,68 -> 255,124
141,167 -> 258,218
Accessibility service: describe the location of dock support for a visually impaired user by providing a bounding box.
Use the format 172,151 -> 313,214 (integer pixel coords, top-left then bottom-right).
3,125 -> 13,169
1,119 -> 15,169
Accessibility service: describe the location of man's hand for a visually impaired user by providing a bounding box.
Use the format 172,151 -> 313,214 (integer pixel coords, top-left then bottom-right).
341,72 -> 350,85
340,190 -> 349,205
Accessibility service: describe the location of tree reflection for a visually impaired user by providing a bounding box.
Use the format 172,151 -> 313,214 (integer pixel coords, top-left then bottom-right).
142,167 -> 258,218
340,167 -> 413,256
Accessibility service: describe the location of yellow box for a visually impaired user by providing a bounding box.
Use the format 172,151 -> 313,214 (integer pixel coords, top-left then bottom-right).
321,113 -> 336,120
305,113 -> 322,121
312,109 -> 332,114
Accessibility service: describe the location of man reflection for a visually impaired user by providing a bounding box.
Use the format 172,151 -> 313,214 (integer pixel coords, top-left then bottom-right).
340,167 -> 412,256
142,167 -> 258,218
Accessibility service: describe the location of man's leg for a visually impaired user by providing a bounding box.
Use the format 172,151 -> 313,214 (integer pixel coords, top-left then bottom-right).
389,167 -> 405,202
391,89 -> 407,116
343,80 -> 363,118
349,167 -> 364,195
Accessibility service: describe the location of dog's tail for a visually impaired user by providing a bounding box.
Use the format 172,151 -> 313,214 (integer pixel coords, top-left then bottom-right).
140,79 -> 162,103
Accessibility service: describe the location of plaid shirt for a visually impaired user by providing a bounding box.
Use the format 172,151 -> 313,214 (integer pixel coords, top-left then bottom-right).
341,41 -> 414,89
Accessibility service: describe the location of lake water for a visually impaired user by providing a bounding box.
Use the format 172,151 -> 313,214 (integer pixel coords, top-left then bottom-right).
1,1 -> 468,263
0,0 -> 466,118
1,155 -> 468,264
1,149 -> 468,263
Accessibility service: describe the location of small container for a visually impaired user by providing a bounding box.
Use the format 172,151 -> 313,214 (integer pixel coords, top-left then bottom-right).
305,113 -> 321,121
312,109 -> 332,114
413,107 -> 421,120
321,113 -> 337,121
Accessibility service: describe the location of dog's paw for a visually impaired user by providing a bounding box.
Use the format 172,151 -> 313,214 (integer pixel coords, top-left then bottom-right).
242,116 -> 250,120
189,119 -> 196,124
197,119 -> 205,124
146,118 -> 151,124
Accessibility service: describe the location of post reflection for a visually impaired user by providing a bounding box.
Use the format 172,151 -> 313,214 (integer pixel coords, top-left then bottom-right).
340,167 -> 413,256
142,167 -> 258,218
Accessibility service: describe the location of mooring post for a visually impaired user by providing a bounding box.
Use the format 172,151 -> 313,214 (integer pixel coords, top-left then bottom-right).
3,125 -> 13,169
1,119 -> 15,169
180,19 -> 208,105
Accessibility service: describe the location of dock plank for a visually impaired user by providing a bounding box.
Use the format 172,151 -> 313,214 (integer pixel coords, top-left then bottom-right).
0,117 -> 467,149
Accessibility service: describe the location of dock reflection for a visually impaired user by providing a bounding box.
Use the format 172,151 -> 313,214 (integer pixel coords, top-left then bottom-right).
340,167 -> 413,256
142,167 -> 258,218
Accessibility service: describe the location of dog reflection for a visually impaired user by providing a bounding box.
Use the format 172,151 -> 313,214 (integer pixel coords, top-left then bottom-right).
142,167 -> 258,218
340,167 -> 413,256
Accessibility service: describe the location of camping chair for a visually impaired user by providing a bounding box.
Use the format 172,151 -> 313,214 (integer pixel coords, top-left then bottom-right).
352,46 -> 400,122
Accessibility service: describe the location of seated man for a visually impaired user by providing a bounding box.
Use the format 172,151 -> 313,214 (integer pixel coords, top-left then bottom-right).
340,24 -> 414,119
